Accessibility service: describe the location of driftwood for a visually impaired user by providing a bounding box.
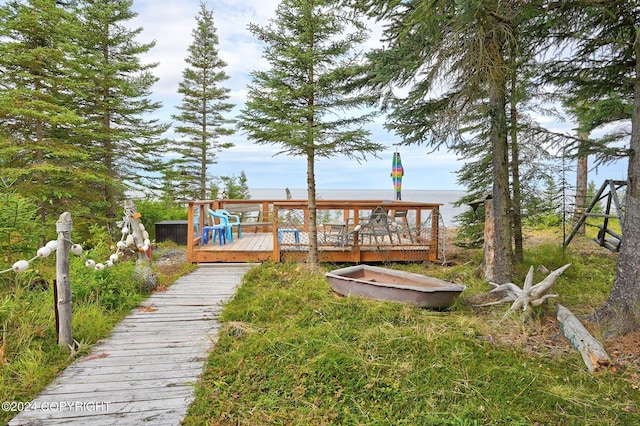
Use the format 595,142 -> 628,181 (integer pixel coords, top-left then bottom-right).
124,200 -> 158,292
476,263 -> 571,313
55,212 -> 74,350
556,304 -> 611,373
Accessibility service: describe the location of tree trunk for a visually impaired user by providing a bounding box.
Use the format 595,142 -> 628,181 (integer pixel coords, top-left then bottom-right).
488,60 -> 513,284
574,130 -> 589,235
307,150 -> 318,264
592,29 -> 640,335
510,75 -> 524,263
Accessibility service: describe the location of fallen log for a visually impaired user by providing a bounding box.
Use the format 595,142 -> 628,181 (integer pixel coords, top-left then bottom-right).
556,304 -> 612,373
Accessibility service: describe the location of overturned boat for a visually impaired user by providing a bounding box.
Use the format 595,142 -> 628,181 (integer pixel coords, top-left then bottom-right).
325,264 -> 466,309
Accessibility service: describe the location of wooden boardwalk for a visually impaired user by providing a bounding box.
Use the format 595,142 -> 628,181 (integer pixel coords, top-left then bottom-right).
9,264 -> 253,426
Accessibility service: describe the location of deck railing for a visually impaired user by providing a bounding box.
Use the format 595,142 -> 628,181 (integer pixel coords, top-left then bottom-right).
187,199 -> 442,263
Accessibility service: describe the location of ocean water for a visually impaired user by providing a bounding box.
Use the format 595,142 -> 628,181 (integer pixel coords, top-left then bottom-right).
248,188 -> 468,226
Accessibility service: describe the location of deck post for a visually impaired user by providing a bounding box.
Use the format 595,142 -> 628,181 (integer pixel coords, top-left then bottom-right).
187,203 -> 195,263
272,204 -> 281,262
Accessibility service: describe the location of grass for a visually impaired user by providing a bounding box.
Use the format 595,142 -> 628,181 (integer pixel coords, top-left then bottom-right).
184,235 -> 640,425
1,230 -> 637,424
0,242 -> 192,425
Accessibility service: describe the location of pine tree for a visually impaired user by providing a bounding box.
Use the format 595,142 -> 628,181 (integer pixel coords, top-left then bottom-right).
239,0 -> 383,264
73,0 -> 169,227
351,0 -> 547,282
0,0 -> 95,233
219,171 -> 250,200
171,2 -> 235,201
542,0 -> 640,335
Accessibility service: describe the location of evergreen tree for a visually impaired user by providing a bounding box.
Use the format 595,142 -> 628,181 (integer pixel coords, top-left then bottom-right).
351,0 -> 548,283
73,0 -> 169,227
543,0 -> 640,335
0,0 -> 93,232
219,171 -> 250,200
239,0 -> 382,264
171,2 -> 235,201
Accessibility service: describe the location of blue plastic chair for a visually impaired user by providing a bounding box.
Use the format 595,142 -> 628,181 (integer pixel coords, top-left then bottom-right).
207,209 -> 234,243
216,209 -> 242,239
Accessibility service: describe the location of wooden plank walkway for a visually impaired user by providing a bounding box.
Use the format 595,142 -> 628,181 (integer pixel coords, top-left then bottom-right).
9,264 -> 254,426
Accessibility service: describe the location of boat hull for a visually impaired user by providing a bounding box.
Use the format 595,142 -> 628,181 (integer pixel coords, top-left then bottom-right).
325,264 -> 465,308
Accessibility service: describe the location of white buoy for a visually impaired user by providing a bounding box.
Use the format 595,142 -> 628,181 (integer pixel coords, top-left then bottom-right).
109,254 -> 119,263
85,259 -> 96,268
12,260 -> 29,273
46,240 -> 59,251
94,263 -> 105,271
37,246 -> 52,258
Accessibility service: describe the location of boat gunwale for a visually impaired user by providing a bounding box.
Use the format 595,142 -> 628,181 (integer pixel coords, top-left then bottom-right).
325,264 -> 467,294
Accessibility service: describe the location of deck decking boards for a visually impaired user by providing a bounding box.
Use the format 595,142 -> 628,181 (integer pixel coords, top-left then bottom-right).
8,264 -> 253,426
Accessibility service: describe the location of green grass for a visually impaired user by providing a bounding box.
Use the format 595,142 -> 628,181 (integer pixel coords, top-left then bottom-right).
0,243 -> 189,425
185,241 -> 639,425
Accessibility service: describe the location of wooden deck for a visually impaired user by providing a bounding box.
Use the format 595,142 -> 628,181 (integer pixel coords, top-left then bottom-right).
9,264 -> 252,426
188,199 -> 442,264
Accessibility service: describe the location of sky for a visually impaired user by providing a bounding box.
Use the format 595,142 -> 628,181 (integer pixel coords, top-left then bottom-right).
129,0 -> 628,192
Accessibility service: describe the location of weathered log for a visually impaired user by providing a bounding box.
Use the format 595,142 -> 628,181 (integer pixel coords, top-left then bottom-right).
556,304 -> 611,373
56,212 -> 73,350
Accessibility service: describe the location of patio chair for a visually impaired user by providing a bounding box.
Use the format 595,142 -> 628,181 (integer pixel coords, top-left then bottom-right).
207,209 -> 234,243
359,206 -> 395,245
216,209 -> 242,239
392,209 -> 414,243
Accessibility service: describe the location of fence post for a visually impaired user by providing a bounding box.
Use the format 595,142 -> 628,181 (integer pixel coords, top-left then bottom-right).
56,212 -> 73,349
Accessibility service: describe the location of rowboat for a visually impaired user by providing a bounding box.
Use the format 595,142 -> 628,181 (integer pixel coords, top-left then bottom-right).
325,264 -> 466,308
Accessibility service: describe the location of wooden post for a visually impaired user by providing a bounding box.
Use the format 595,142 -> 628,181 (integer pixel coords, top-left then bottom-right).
557,304 -> 611,373
483,198 -> 495,281
56,212 -> 73,350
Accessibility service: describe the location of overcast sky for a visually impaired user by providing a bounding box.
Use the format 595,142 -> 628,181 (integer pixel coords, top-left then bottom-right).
129,0 -> 627,192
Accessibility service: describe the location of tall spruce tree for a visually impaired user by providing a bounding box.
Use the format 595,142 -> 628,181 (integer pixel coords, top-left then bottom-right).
0,0 -> 94,232
239,0 -> 382,264
543,0 -> 640,336
350,0 -> 550,283
73,0 -> 169,227
171,2 -> 235,201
